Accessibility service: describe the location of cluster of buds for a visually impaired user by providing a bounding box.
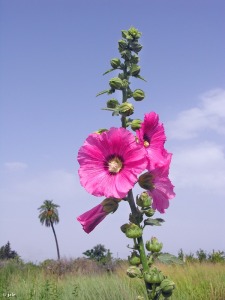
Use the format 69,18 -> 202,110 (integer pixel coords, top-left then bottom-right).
126,265 -> 142,278
124,189 -> 175,299
146,237 -> 163,253
160,279 -> 175,298
98,26 -> 146,126
121,222 -> 143,239
136,192 -> 155,218
144,268 -> 164,284
128,251 -> 141,266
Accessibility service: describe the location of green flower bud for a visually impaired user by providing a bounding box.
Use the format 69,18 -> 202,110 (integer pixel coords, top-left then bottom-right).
146,237 -> 163,253
130,41 -> 143,53
136,297 -> 144,300
144,268 -> 164,284
138,172 -> 154,190
147,255 -> 154,267
136,192 -> 152,208
122,79 -> 129,89
125,223 -> 143,239
120,223 -> 129,233
121,30 -> 128,39
126,266 -> 142,278
101,198 -> 119,214
131,119 -> 141,131
128,27 -> 142,39
133,89 -> 145,101
129,251 -> 141,266
107,99 -> 120,108
110,58 -> 121,69
121,50 -> 132,60
119,102 -> 134,117
118,39 -> 127,51
125,34 -> 133,41
131,54 -> 139,64
130,64 -> 141,76
160,279 -> 175,296
109,77 -> 124,90
144,208 -> 155,217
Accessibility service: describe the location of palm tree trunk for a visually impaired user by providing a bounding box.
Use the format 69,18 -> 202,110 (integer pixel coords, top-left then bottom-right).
50,221 -> 60,260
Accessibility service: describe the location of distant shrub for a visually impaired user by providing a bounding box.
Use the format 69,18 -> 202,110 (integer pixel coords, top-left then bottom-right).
0,242 -> 19,260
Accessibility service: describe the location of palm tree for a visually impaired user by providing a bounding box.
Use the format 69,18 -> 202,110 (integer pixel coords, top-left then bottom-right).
38,200 -> 61,260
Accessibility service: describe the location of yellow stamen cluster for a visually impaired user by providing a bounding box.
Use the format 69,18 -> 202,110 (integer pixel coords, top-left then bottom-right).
108,157 -> 123,173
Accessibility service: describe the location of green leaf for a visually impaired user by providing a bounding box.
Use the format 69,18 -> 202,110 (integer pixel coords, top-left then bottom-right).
144,218 -> 165,226
136,75 -> 147,82
157,253 -> 184,265
103,68 -> 115,75
101,108 -> 115,111
96,90 -> 110,97
102,107 -> 120,116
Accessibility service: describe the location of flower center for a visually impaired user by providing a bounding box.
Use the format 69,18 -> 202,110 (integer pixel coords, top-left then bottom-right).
143,134 -> 150,147
108,157 -> 123,173
144,140 -> 150,147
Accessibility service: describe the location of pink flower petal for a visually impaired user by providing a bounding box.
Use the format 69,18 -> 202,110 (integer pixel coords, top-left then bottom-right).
136,112 -> 167,168
77,204 -> 107,233
146,159 -> 175,213
77,127 -> 147,198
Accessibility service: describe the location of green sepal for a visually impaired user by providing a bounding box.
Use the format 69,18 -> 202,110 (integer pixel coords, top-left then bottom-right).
103,68 -> 116,75
121,30 -> 128,39
157,253 -> 184,265
96,90 -> 110,97
144,218 -> 165,226
101,107 -> 120,116
136,75 -> 147,82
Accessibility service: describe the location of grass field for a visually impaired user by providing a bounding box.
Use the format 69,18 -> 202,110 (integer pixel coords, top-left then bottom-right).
0,259 -> 225,300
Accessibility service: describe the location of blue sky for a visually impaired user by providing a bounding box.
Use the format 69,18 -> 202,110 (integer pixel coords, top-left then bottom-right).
0,0 -> 225,262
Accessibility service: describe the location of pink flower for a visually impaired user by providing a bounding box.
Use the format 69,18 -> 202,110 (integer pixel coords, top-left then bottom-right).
77,204 -> 106,233
138,154 -> 175,213
77,198 -> 119,233
136,112 -> 167,169
77,127 -> 147,198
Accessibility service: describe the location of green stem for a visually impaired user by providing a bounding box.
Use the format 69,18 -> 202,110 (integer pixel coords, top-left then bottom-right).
127,190 -> 137,216
120,58 -> 153,299
137,236 -> 149,273
121,63 -> 130,128
127,190 -> 149,271
127,189 -> 152,299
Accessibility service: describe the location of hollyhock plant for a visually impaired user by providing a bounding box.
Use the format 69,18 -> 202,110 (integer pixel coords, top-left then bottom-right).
138,153 -> 175,213
77,27 -> 177,299
136,112 -> 167,169
77,198 -> 119,233
77,127 -> 147,199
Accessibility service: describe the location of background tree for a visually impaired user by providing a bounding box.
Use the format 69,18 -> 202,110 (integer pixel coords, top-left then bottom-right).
0,241 -> 19,260
178,248 -> 185,262
208,250 -> 225,263
83,244 -> 112,264
196,249 -> 207,263
38,200 -> 60,260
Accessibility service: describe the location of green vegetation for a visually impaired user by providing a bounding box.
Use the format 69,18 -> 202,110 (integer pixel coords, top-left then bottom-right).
0,242 -> 19,260
0,258 -> 224,300
83,244 -> 112,266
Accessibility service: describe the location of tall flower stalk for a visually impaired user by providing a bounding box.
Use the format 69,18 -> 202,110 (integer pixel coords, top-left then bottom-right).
77,27 -> 178,299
